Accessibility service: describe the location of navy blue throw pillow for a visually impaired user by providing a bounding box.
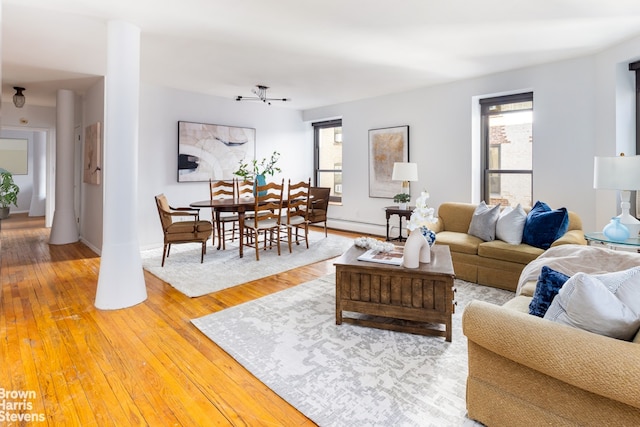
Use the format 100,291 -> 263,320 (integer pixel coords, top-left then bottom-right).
522,201 -> 569,249
529,266 -> 570,317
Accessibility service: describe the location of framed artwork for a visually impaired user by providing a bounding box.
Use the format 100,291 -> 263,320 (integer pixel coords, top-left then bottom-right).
0,138 -> 28,175
178,121 -> 256,182
83,122 -> 101,185
368,125 -> 409,198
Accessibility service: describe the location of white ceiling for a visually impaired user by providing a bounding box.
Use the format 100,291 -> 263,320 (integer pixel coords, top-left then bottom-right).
4,0 -> 640,110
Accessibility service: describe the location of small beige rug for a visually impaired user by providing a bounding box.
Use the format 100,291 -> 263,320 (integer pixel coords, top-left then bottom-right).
141,231 -> 353,297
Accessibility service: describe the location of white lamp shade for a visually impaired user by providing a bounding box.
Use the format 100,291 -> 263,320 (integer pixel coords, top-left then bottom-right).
392,162 -> 418,182
594,155 -> 640,190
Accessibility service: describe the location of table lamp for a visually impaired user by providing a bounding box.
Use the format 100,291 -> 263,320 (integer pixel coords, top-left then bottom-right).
593,154 -> 640,237
391,162 -> 418,195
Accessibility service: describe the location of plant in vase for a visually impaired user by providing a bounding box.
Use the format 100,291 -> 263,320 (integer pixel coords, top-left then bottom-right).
403,191 -> 436,268
407,191 -> 435,236
0,169 -> 20,220
393,193 -> 411,210
233,151 -> 281,193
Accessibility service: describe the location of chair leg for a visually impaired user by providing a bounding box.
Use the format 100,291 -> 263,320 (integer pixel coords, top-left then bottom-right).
287,226 -> 293,253
161,243 -> 169,267
201,241 -> 206,263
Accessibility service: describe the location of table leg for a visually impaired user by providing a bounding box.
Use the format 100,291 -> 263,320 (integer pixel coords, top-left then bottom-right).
398,216 -> 404,242
215,210 -> 222,250
238,211 -> 244,258
386,214 -> 391,241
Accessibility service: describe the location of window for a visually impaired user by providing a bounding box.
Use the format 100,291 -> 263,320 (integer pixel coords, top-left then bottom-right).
313,119 -> 342,203
480,92 -> 533,207
629,60 -> 640,217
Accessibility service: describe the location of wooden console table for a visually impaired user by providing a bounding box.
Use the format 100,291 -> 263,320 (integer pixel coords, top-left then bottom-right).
334,244 -> 456,341
385,205 -> 414,242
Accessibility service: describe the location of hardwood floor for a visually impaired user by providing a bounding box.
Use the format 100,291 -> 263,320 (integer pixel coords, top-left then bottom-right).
0,214 -> 366,426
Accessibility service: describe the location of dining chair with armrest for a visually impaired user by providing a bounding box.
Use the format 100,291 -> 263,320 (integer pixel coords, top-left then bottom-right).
308,187 -> 331,236
243,179 -> 284,260
155,194 -> 213,267
282,178 -> 311,253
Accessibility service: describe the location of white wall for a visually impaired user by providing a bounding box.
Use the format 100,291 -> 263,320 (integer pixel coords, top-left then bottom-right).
136,85 -> 311,249
303,35 -> 640,236
1,103 -> 56,218
79,78 -> 105,252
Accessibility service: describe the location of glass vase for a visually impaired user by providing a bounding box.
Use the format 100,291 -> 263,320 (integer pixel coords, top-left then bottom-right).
603,217 -> 630,242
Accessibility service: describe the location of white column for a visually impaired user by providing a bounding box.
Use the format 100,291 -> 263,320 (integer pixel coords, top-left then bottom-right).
49,90 -> 79,244
29,131 -> 46,216
95,21 -> 147,309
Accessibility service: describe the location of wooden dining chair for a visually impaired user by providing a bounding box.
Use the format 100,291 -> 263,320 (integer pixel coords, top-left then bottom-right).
243,179 -> 284,260
209,179 -> 237,250
154,194 -> 213,266
308,187 -> 331,236
281,178 -> 311,253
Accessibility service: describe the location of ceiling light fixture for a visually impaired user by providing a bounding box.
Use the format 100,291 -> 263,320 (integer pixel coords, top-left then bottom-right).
13,87 -> 26,108
236,85 -> 290,105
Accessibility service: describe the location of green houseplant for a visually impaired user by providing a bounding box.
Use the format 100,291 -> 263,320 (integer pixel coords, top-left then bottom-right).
393,193 -> 411,210
0,169 -> 20,219
393,193 -> 410,203
233,151 -> 282,179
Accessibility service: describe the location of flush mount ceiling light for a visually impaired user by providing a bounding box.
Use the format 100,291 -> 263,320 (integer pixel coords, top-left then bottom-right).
236,85 -> 290,105
13,87 -> 26,108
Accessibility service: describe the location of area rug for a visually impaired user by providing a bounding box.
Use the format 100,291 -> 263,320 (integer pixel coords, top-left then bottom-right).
192,276 -> 514,426
141,231 -> 352,297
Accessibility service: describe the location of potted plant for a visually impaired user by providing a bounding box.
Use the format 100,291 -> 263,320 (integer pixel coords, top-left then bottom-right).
234,151 -> 281,193
393,193 -> 411,210
0,169 -> 20,219
234,150 -> 281,179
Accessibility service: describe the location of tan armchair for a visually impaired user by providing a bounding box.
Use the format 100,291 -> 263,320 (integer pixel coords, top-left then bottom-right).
308,187 -> 330,236
155,194 -> 213,266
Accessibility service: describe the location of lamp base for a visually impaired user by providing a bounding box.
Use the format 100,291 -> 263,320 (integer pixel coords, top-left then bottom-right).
619,193 -> 640,238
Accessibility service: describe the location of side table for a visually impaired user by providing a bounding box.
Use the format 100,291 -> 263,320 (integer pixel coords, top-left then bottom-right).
584,232 -> 640,253
385,205 -> 414,241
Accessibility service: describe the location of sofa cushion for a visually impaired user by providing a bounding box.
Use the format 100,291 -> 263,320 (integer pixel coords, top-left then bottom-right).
468,201 -> 500,241
544,268 -> 640,340
436,202 -> 477,233
529,266 -> 570,317
478,240 -> 544,264
434,231 -> 482,255
502,295 -> 532,312
522,201 -> 569,249
496,204 -> 527,245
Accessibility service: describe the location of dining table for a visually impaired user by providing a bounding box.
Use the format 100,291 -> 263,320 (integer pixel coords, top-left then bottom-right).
190,198 -> 256,258
191,194 -> 312,259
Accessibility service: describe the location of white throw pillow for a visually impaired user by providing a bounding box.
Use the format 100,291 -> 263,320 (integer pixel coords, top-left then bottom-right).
468,201 -> 500,242
496,204 -> 527,245
544,269 -> 640,340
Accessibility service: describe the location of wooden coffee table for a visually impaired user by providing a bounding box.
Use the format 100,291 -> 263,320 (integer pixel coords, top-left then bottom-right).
334,244 -> 456,341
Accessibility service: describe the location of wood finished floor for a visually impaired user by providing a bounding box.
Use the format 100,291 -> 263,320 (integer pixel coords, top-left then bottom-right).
0,214 -> 366,426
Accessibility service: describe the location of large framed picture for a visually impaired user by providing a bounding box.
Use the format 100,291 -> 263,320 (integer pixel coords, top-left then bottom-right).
177,121 -> 256,182
368,125 -> 409,198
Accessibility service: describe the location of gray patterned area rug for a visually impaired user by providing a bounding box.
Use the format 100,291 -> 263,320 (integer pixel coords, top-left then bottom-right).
141,231 -> 352,297
192,275 -> 514,426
